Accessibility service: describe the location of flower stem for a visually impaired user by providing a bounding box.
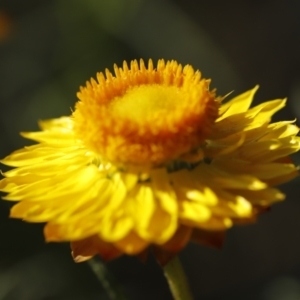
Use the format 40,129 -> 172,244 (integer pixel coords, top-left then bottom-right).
163,256 -> 194,300
87,257 -> 129,300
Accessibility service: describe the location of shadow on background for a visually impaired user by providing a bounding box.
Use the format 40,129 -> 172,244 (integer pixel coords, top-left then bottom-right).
0,0 -> 300,299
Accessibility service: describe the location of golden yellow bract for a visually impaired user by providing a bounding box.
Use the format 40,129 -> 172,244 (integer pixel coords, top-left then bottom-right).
73,59 -> 219,167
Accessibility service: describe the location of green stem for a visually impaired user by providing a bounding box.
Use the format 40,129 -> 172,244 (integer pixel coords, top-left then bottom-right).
163,256 -> 194,300
87,257 -> 129,300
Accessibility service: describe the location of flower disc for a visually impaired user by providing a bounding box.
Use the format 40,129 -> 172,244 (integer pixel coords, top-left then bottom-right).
73,59 -> 219,166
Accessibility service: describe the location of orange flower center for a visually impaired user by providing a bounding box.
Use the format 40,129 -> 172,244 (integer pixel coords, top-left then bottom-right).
73,59 -> 219,167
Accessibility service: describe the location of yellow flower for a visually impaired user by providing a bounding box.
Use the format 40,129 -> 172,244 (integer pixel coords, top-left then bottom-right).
1,59 -> 299,264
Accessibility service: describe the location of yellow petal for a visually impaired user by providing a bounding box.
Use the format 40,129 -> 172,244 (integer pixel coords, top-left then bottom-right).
179,200 -> 212,225
113,231 -> 149,255
245,99 -> 286,129
218,85 -> 258,119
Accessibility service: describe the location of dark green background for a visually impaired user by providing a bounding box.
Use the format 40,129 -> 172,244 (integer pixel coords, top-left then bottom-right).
0,0 -> 300,299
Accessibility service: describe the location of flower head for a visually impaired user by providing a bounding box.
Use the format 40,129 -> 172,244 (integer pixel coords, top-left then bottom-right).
1,59 -> 299,264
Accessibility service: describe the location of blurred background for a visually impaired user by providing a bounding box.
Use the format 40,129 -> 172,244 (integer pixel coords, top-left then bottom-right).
0,0 -> 300,299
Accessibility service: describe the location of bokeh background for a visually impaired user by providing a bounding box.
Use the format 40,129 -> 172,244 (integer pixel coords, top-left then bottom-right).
1,0 -> 300,299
